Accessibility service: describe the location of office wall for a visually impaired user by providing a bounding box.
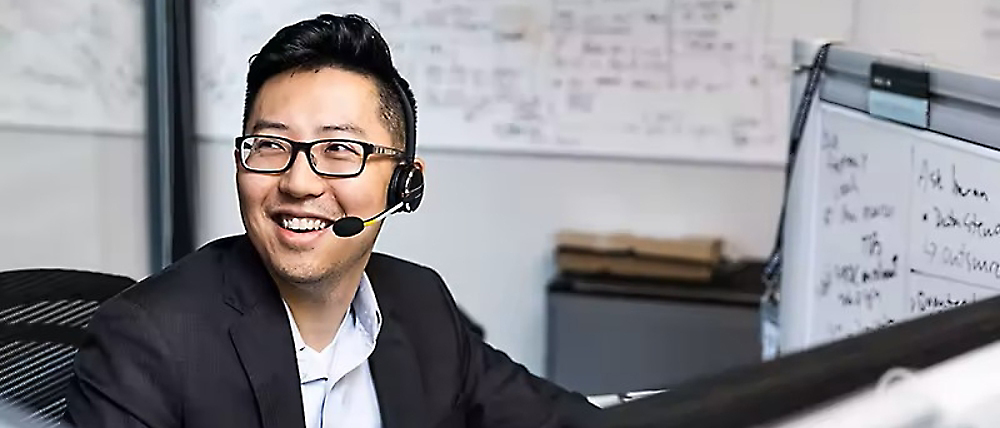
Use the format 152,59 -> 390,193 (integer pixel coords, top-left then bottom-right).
196,141 -> 784,376
2,1 -> 149,281
0,127 -> 150,281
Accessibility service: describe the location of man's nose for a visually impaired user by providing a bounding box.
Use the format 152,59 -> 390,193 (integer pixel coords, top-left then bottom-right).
278,151 -> 326,198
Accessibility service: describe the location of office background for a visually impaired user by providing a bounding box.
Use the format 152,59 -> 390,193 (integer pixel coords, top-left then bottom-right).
4,0 -> 1000,380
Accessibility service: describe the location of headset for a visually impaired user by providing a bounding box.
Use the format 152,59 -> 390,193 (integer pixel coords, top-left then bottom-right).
330,75 -> 424,237
385,76 -> 424,214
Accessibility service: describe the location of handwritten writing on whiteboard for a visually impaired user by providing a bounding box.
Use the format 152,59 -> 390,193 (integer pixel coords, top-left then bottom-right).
401,2 -> 546,144
908,273 -> 980,317
910,290 -> 974,314
800,104 -> 1000,348
928,207 -> 1000,238
0,0 -> 145,132
812,117 -> 910,342
194,0 -> 796,163
910,145 -> 1000,298
904,130 -> 1000,325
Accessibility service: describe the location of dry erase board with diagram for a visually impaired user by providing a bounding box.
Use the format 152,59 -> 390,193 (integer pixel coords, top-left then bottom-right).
779,41 -> 1000,352
195,0 -> 810,165
187,0 -> 1000,164
195,0 -> 945,165
0,0 -> 145,133
5,0 -> 1000,140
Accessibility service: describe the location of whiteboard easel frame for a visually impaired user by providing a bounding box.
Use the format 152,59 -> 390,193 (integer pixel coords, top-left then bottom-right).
780,40 -> 1000,353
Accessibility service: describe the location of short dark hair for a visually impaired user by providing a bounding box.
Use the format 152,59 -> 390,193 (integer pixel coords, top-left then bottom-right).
242,14 -> 415,148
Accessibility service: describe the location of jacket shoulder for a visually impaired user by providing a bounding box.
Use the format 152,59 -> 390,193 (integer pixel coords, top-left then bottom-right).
110,235 -> 243,314
367,252 -> 450,294
368,252 -> 439,278
366,252 -> 457,317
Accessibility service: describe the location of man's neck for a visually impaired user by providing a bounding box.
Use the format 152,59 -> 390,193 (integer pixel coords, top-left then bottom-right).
277,268 -> 363,352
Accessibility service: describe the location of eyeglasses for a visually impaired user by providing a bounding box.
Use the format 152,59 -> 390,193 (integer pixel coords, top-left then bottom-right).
235,134 -> 404,178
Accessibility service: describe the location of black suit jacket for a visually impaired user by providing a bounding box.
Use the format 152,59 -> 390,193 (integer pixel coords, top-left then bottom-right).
64,235 -> 597,428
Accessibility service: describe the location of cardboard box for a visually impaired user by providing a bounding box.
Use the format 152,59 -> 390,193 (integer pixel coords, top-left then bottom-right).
555,251 -> 714,282
555,230 -> 723,265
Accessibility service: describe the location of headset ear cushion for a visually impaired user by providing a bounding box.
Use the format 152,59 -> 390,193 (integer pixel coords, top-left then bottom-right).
403,167 -> 424,212
387,166 -> 405,210
388,164 -> 424,213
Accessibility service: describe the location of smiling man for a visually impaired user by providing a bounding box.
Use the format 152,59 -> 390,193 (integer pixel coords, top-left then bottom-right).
64,13 -> 594,428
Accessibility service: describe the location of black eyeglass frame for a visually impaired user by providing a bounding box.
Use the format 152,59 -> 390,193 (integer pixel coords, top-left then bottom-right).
234,134 -> 404,178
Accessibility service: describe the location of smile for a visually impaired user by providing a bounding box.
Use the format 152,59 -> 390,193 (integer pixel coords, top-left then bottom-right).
277,216 -> 330,233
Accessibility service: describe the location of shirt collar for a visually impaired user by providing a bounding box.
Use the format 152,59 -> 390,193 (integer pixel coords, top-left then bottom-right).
281,272 -> 383,353
352,272 -> 382,345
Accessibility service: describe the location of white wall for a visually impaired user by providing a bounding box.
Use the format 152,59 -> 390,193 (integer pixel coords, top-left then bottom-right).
196,140 -> 784,376
0,127 -> 149,281
1,0 -> 148,282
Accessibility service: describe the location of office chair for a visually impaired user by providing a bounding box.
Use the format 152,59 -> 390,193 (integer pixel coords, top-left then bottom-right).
0,269 -> 135,426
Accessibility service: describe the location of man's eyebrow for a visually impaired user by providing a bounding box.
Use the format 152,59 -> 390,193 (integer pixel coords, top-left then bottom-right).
250,119 -> 288,133
319,123 -> 367,137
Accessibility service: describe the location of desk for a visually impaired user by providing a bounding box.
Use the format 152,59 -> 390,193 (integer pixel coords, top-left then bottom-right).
546,265 -> 763,395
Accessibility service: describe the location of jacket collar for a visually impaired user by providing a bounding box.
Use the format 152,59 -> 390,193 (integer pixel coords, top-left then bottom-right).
223,236 -> 305,428
366,254 -> 428,428
220,235 -> 427,428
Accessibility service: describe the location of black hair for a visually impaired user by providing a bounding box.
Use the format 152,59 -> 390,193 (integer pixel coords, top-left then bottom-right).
242,14 -> 415,148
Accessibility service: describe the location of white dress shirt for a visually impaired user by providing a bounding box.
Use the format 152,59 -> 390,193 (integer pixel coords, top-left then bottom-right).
282,274 -> 383,428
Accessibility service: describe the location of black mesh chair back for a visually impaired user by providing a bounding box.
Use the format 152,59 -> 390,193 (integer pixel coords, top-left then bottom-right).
0,269 -> 135,426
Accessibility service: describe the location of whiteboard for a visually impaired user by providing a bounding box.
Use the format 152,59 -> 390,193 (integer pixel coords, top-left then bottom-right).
789,102 -> 1000,348
0,0 -> 145,133
3,0 -> 1000,143
195,0 -> 868,165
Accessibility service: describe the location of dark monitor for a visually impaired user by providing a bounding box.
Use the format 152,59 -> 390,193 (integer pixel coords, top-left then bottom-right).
587,294 -> 1000,428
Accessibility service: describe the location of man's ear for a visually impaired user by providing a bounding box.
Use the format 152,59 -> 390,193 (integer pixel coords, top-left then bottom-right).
413,156 -> 426,173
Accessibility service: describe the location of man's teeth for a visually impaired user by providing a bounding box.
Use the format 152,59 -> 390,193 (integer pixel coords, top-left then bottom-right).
281,217 -> 329,231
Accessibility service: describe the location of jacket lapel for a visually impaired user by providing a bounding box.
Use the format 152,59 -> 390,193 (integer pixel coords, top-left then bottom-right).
221,236 -> 427,428
231,311 -> 304,428
369,314 -> 428,428
366,257 -> 428,428
223,237 -> 306,428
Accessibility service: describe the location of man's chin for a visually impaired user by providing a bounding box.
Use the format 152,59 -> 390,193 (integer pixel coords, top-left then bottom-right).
253,229 -> 375,289
271,263 -> 333,288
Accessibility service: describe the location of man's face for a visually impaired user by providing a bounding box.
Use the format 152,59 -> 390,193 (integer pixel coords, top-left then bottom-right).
237,67 -> 397,287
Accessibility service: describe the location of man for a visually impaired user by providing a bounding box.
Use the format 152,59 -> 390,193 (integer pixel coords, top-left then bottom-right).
64,13 -> 596,428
